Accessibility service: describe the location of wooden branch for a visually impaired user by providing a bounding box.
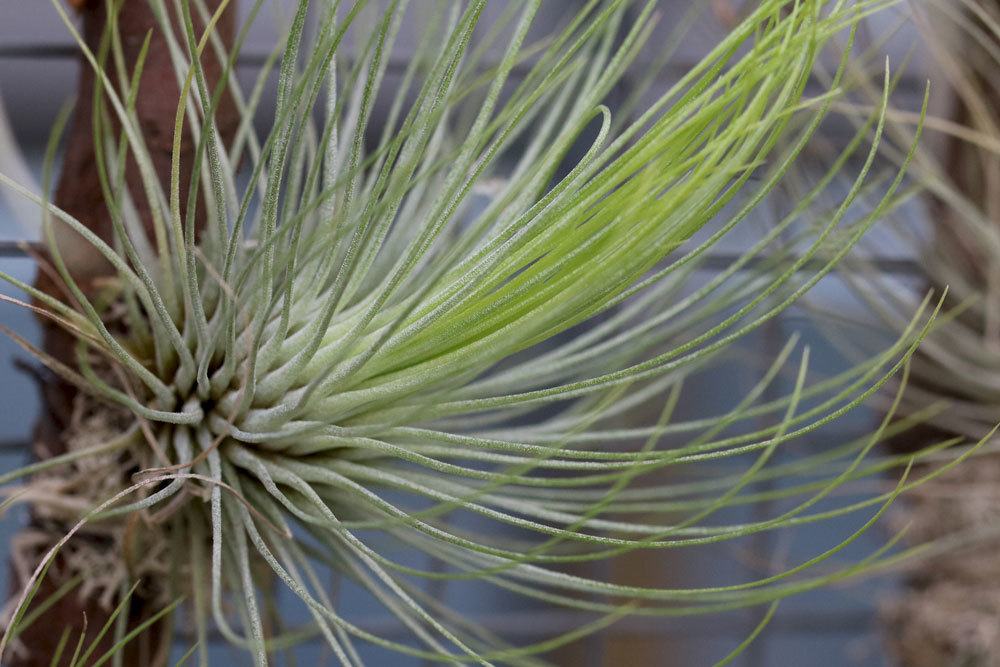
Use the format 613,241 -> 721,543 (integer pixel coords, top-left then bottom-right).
9,1 -> 237,664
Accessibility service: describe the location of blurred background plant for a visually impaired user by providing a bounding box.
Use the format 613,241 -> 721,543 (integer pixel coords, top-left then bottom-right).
806,0 -> 1000,664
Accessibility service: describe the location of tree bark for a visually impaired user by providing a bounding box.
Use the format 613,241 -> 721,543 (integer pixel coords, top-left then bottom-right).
9,1 -> 236,664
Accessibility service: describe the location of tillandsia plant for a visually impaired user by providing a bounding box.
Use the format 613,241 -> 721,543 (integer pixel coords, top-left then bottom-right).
0,0 -> 970,664
820,1 -> 1000,664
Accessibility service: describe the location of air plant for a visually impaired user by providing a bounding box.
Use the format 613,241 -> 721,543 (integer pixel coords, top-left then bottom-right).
0,0 -> 964,664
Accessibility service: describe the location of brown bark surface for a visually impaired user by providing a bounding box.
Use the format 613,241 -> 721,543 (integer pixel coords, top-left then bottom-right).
9,1 -> 236,664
